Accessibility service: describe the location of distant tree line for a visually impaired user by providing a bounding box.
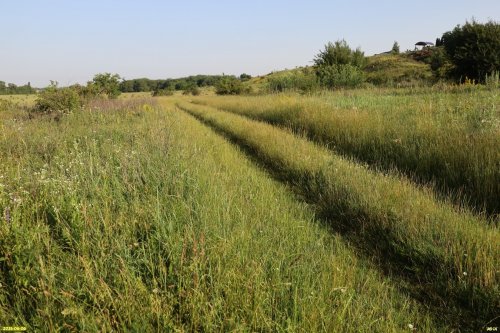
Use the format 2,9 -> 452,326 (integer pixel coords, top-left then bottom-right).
0,81 -> 36,95
119,75 -> 240,93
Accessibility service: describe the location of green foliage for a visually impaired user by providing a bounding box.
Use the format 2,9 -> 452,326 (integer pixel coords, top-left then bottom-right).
120,75 -> 227,93
391,41 -> 400,54
215,77 -> 245,95
314,40 -> 366,89
429,47 -> 452,79
240,73 -> 252,81
91,73 -> 122,98
183,85 -> 201,96
314,40 -> 366,68
267,69 -> 319,92
316,64 -> 364,88
442,19 -> 500,82
32,82 -> 82,115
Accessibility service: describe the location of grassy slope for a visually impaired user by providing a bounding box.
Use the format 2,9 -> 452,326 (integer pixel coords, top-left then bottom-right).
243,54 -> 434,93
178,101 -> 499,331
194,89 -> 500,215
0,100 -> 443,331
364,54 -> 433,85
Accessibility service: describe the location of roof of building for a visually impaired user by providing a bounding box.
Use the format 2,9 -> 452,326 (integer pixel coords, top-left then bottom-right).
415,41 -> 434,46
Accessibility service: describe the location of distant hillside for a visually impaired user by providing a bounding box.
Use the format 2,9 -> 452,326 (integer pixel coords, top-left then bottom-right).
244,53 -> 434,93
364,54 -> 433,85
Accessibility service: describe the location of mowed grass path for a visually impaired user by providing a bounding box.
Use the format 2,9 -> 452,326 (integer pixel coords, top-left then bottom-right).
0,101 -> 443,331
194,89 -> 500,215
178,101 -> 499,331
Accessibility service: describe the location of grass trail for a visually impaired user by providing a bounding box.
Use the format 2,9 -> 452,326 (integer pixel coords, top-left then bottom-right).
178,100 -> 499,330
194,90 -> 500,215
0,100 -> 444,331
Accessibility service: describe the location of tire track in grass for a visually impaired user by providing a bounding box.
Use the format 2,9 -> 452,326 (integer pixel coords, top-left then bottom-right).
177,101 -> 500,332
156,105 -> 444,332
193,95 -> 500,217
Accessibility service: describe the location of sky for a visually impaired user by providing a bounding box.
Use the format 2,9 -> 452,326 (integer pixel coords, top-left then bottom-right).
1,0 -> 499,87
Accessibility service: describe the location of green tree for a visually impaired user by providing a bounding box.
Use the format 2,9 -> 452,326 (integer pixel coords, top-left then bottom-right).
240,73 -> 252,81
442,20 -> 500,82
91,73 -> 122,98
391,41 -> 400,54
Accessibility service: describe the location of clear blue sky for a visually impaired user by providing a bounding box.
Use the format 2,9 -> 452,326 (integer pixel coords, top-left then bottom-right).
1,0 -> 499,87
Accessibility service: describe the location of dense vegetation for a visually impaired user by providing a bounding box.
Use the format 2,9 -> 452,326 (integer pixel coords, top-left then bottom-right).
1,97 -> 449,331
1,17 -> 499,332
178,101 -> 499,331
194,88 -> 500,215
119,75 -> 233,93
442,19 -> 500,82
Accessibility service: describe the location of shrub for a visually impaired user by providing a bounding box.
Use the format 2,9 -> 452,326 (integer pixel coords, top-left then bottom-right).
314,40 -> 366,68
428,47 -> 453,79
316,64 -> 364,88
215,77 -> 245,95
32,83 -> 82,115
183,85 -> 201,96
91,73 -> 122,98
267,70 -> 319,93
314,40 -> 366,89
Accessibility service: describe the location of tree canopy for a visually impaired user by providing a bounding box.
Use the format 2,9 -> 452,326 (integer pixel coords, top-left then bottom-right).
442,20 -> 500,82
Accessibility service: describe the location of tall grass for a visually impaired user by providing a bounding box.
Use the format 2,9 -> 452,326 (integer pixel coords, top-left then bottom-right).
178,101 -> 499,330
194,88 -> 500,215
0,100 -> 443,331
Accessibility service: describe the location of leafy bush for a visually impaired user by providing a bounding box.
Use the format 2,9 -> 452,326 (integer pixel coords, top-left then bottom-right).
32,83 -> 82,115
317,64 -> 364,88
314,40 -> 366,68
442,20 -> 500,82
183,85 -> 201,96
215,77 -> 245,95
90,73 -> 122,98
267,69 -> 319,93
314,40 -> 366,89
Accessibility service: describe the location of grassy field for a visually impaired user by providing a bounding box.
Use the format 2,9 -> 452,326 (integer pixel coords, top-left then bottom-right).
177,101 -> 499,329
193,87 -> 500,216
0,92 -> 498,331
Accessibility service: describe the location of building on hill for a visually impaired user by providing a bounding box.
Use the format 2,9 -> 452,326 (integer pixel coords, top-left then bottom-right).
414,41 -> 434,50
